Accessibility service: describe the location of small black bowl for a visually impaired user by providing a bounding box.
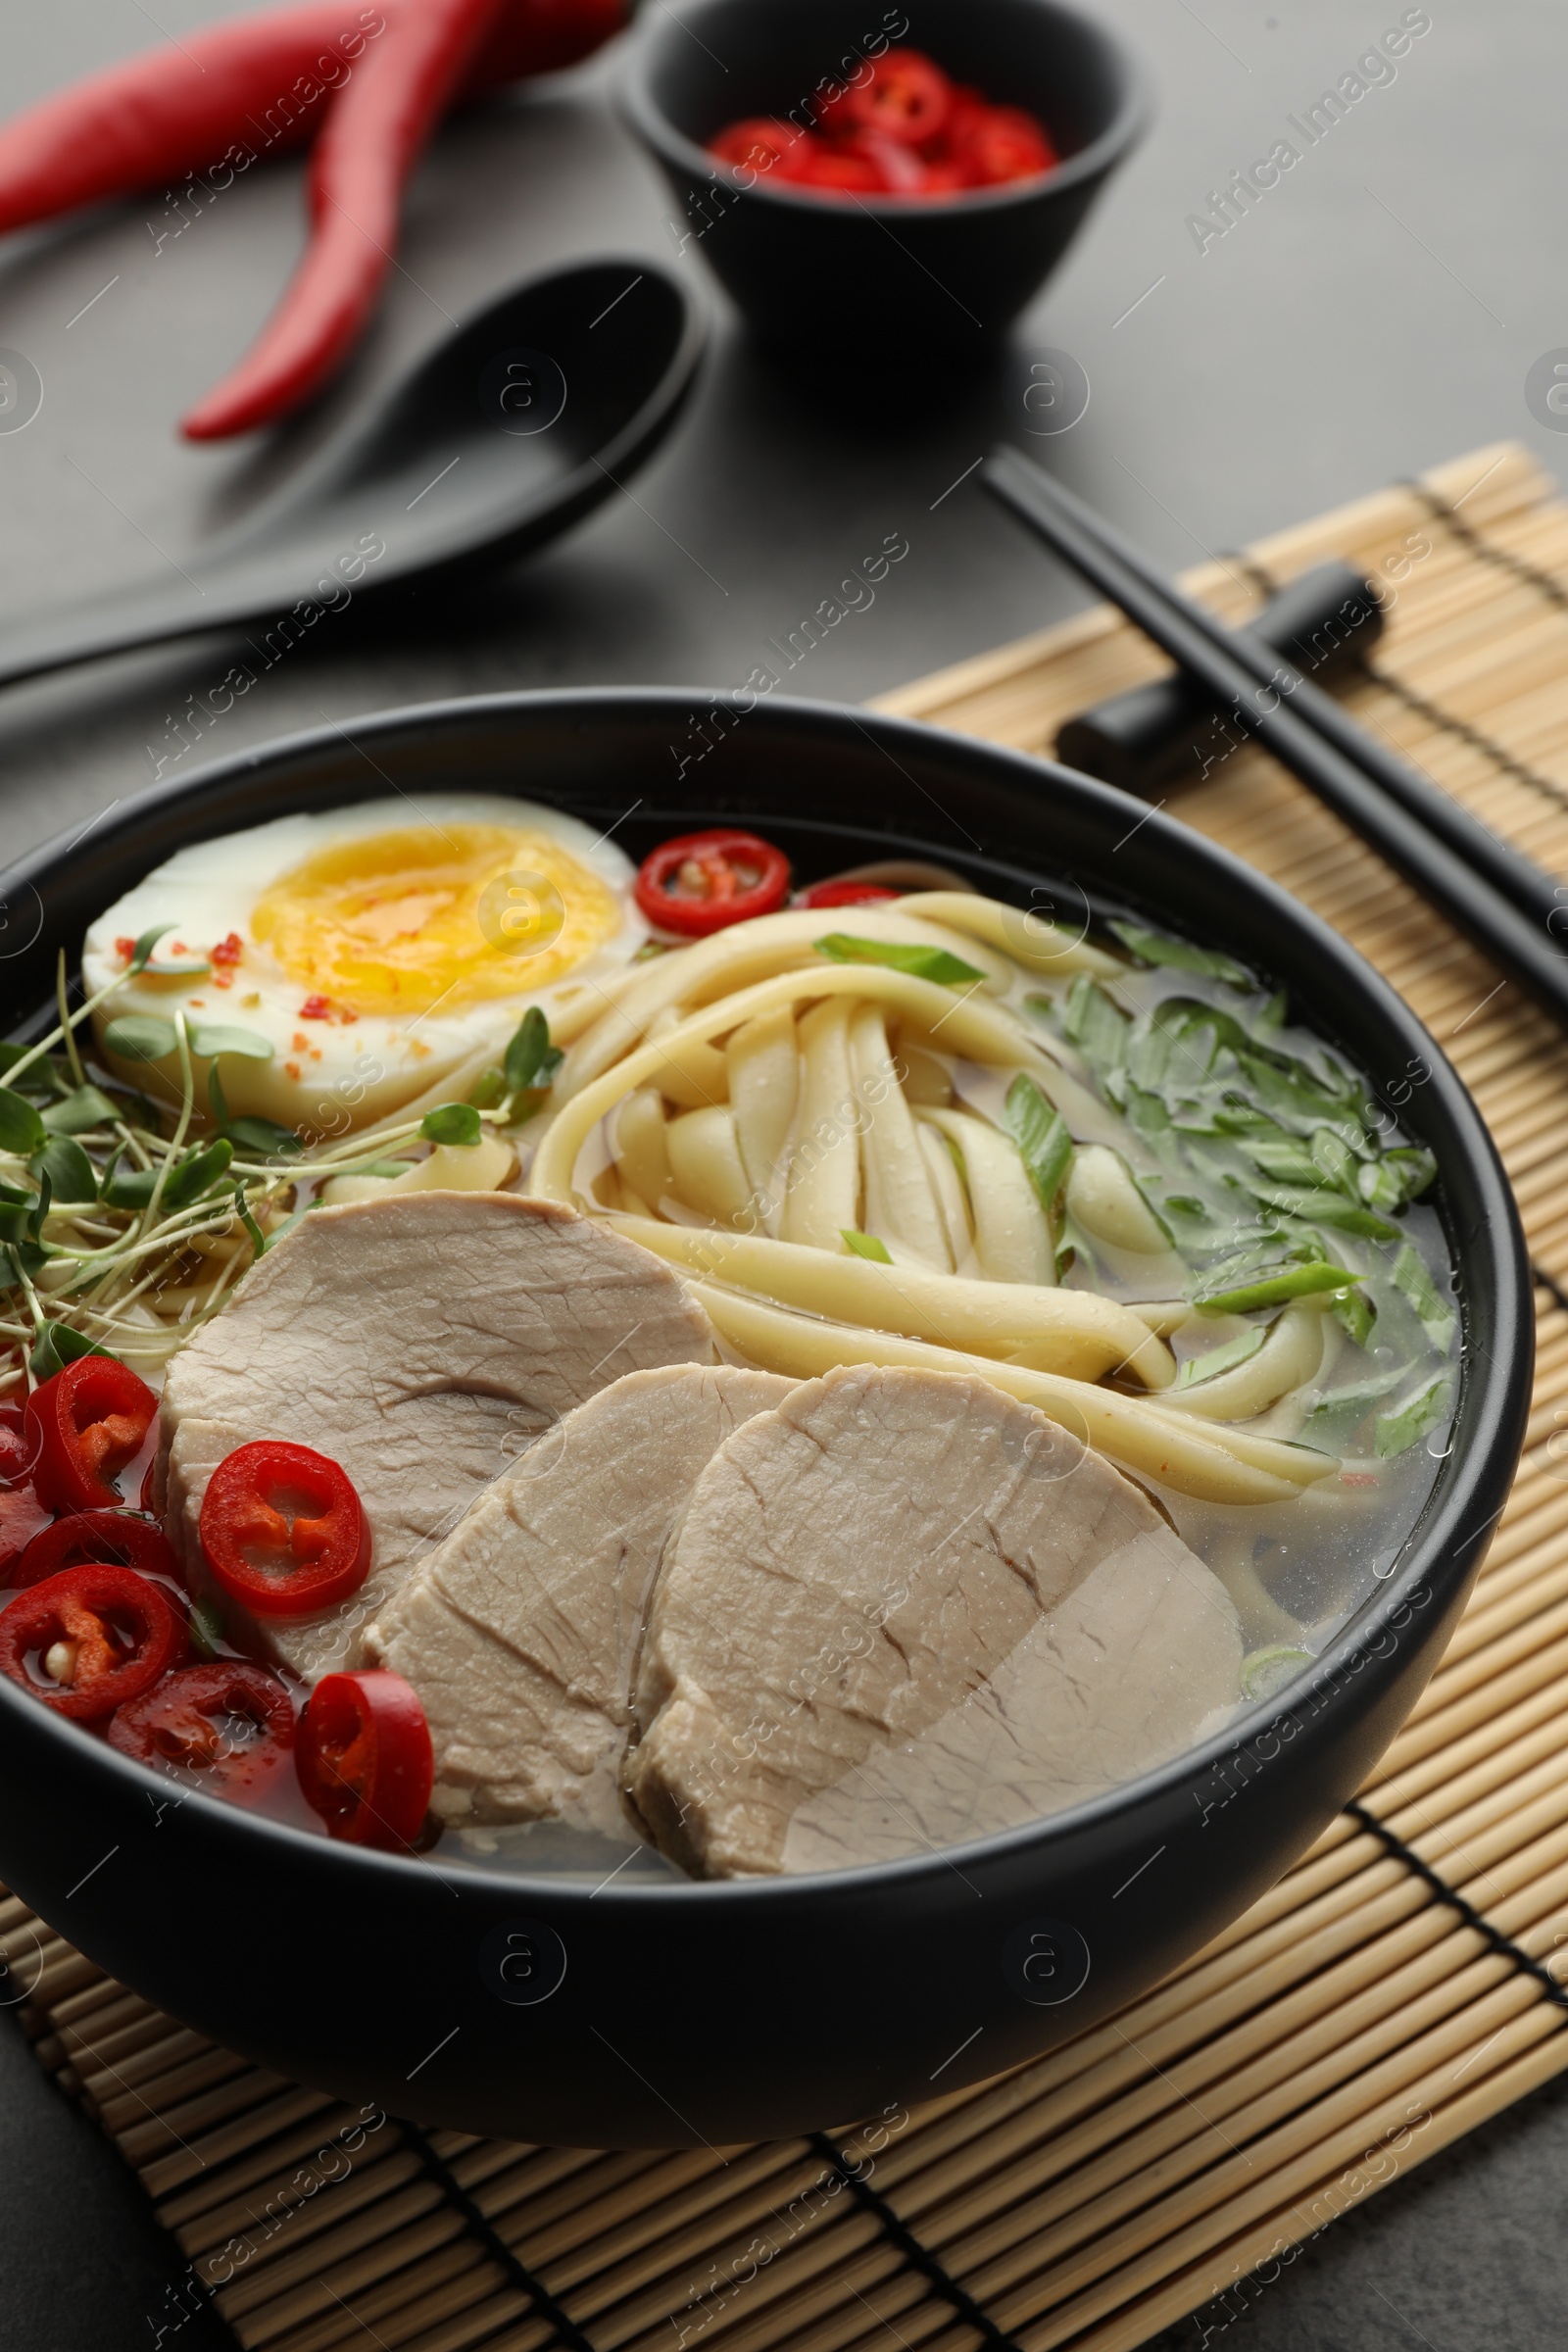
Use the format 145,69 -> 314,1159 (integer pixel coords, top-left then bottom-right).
0,690 -> 1531,2149
620,0 -> 1149,353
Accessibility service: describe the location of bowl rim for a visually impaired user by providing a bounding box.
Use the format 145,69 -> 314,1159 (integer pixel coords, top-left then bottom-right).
617,0 -> 1152,220
0,685 -> 1530,1914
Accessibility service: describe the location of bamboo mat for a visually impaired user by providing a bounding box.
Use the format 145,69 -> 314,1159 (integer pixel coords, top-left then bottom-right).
10,438 -> 1568,2352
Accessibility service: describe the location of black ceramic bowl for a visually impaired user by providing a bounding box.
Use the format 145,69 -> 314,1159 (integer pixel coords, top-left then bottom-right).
619,0 -> 1148,352
0,691 -> 1530,2148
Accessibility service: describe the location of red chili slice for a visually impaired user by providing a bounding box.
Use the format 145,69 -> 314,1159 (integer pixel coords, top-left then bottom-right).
109,1661 -> 295,1795
0,1564 -> 186,1722
199,1442 -> 369,1619
709,117 -> 797,173
959,104 -> 1058,185
795,881 -> 903,909
24,1357 -> 158,1515
838,129 -> 926,193
791,143 -> 890,192
16,1509 -> 182,1592
0,1404 -> 36,1486
844,49 -> 953,146
0,1487 -> 52,1582
634,830 -> 792,937
296,1670 -> 433,1847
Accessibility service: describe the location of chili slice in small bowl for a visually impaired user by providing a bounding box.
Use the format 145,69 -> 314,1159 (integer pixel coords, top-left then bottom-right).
110,1661 -> 295,1796
297,1669 -> 433,1847
200,1442 -> 369,1618
634,829 -> 791,937
0,1563 -> 186,1721
24,1357 -> 159,1515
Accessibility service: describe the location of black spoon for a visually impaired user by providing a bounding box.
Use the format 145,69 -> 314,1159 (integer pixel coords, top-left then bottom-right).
0,257 -> 706,693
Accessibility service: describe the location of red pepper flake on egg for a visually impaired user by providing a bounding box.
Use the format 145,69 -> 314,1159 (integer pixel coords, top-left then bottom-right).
210,931 -> 243,987
299,995 -> 359,1024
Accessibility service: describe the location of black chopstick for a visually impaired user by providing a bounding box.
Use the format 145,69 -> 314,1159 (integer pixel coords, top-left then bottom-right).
982,444 -> 1568,1035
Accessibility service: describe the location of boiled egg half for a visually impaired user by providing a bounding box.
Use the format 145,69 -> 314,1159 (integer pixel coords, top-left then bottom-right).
82,795 -> 648,1133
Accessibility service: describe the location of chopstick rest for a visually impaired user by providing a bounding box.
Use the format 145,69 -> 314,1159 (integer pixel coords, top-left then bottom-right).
1057,561 -> 1383,798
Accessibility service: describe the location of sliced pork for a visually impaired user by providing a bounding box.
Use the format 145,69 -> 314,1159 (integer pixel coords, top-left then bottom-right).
781,1532 -> 1240,1870
364,1364 -> 793,1832
625,1363 -> 1241,1877
161,1193 -> 715,1676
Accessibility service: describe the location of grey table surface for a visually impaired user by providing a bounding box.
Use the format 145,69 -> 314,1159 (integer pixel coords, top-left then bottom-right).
3,0 -> 1568,2344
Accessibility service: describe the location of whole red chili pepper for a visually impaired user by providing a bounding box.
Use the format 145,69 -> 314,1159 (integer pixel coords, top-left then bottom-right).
180,0 -> 510,440
0,1 -> 625,244
0,5 -> 378,238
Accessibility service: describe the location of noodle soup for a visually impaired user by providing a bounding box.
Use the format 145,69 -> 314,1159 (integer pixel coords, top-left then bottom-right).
0,846 -> 1457,1881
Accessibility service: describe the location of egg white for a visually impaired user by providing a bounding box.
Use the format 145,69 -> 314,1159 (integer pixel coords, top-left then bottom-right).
81,795 -> 648,1136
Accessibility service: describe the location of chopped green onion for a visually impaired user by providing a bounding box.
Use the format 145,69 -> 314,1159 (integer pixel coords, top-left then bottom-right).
1332,1286 -> 1378,1348
1251,991 -> 1289,1041
1108,922 -> 1250,986
1376,1376 -> 1451,1457
1391,1243 -> 1457,1349
1239,1134 -> 1322,1188
814,934 -> 985,987
1364,1146 -> 1437,1210
1003,1074 -> 1072,1214
1245,1184 -> 1401,1241
840,1229 -> 893,1263
1195,1260 -> 1360,1314
1384,1145 -> 1437,1200
1309,1127 -> 1359,1197
1356,1157 -> 1405,1215
1061,975 -> 1129,1074
1303,1369 -> 1405,1446
1176,1325 -> 1267,1389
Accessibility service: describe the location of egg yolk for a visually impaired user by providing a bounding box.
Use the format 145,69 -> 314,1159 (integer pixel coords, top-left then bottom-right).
250,825 -> 621,1013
